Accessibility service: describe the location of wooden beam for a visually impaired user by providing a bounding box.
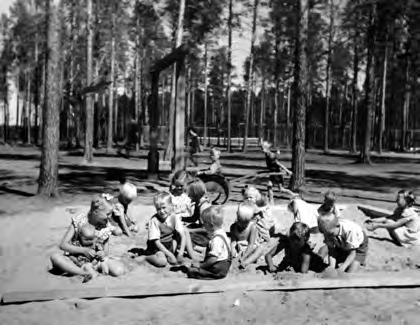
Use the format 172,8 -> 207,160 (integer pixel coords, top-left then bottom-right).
3,272 -> 420,305
150,45 -> 188,74
358,204 -> 393,218
174,60 -> 186,171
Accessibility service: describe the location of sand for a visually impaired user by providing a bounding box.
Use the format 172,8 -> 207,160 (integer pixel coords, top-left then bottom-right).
1,199 -> 420,324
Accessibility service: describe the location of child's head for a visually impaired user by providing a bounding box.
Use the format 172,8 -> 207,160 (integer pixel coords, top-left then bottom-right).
243,186 -> 262,204
79,223 -> 96,246
261,141 -> 272,153
118,182 -> 137,205
236,202 -> 255,230
396,190 -> 416,208
88,196 -> 113,229
210,148 -> 221,161
322,191 -> 337,211
187,178 -> 207,203
201,206 -> 224,233
153,192 -> 173,221
318,215 -> 340,237
170,170 -> 188,196
289,222 -> 310,248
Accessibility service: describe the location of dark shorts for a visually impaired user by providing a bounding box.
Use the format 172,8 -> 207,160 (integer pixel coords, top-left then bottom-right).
330,232 -> 369,266
145,240 -> 174,255
187,260 -> 231,280
279,252 -> 328,273
269,173 -> 284,185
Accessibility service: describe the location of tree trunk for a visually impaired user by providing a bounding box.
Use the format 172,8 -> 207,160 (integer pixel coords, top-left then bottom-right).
324,0 -> 334,153
174,61 -> 186,171
226,0 -> 233,152
107,10 -> 115,152
286,84 -> 291,147
360,3 -> 376,164
290,0 -> 309,191
83,0 -> 94,162
258,78 -> 265,141
350,29 -> 359,153
243,0 -> 259,152
273,35 -> 280,147
38,0 -> 61,197
401,57 -> 410,151
203,43 -> 209,146
16,70 -> 20,137
26,70 -> 31,144
378,40 -> 388,154
164,0 -> 185,163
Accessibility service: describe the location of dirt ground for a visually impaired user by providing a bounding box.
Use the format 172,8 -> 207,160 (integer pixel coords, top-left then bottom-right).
1,145 -> 420,324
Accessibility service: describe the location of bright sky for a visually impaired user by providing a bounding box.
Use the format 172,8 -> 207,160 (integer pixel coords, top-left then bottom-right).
0,0 -> 13,15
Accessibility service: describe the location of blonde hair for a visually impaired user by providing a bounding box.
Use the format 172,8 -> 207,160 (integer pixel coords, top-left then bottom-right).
237,202 -> 255,223
318,215 -> 339,234
243,186 -> 261,202
201,206 -> 224,231
153,191 -> 173,207
89,195 -> 112,221
119,182 -> 137,202
210,147 -> 221,159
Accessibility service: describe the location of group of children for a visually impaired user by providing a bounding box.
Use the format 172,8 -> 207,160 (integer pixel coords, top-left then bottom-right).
50,144 -> 420,282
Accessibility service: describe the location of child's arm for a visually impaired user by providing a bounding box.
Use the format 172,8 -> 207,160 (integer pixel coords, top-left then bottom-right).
60,226 -> 95,258
243,224 -> 258,259
177,229 -> 186,262
265,240 -> 285,272
338,249 -> 356,272
371,217 -> 410,230
274,160 -> 292,175
230,224 -> 238,258
200,256 -> 219,269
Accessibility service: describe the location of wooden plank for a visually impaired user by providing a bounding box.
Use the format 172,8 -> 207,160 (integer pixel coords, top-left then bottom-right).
4,272 -> 420,305
358,204 -> 393,218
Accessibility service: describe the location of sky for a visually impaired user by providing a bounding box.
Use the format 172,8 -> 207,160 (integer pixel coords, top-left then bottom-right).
0,0 -> 14,15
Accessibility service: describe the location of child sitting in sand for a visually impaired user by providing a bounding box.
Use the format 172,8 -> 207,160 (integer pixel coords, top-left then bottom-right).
230,202 -> 267,269
317,191 -> 341,219
186,206 -> 232,279
318,214 -> 368,273
169,170 -> 195,221
265,222 -> 327,273
197,147 -> 222,176
145,192 -> 187,267
50,196 -> 125,280
107,182 -> 138,237
365,190 -> 420,246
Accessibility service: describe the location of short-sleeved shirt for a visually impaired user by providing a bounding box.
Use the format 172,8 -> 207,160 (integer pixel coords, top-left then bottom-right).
207,229 -> 231,261
71,213 -> 114,245
208,160 -> 222,175
293,198 -> 319,229
147,213 -> 184,241
171,193 -> 193,218
324,219 -> 365,250
398,207 -> 420,233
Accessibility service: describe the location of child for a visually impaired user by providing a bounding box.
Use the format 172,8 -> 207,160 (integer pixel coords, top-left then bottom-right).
288,195 -> 323,251
318,191 -> 340,218
50,196 -> 125,279
108,182 -> 138,237
365,190 -> 420,246
170,170 -> 195,220
230,202 -> 266,269
145,192 -> 187,267
67,224 -> 110,282
260,140 -> 295,196
318,215 -> 368,273
265,222 -> 327,273
186,206 -> 232,279
197,148 -> 222,176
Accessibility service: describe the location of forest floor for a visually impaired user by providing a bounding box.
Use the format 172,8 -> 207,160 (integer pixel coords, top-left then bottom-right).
0,144 -> 420,324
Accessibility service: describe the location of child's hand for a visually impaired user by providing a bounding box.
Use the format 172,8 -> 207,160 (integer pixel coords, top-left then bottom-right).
176,255 -> 185,264
83,248 -> 97,259
96,250 -> 106,261
268,265 -> 277,273
190,261 -> 201,268
166,253 -> 178,265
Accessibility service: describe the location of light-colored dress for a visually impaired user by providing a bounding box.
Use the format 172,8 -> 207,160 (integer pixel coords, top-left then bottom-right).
394,207 -> 420,246
71,213 -> 114,245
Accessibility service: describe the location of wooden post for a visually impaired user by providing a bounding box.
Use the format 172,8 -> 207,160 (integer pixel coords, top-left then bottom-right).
148,72 -> 160,176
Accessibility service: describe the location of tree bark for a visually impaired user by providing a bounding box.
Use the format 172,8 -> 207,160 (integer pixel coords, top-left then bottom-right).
378,40 -> 388,154
83,0 -> 94,162
226,0 -> 233,152
273,35 -> 280,147
258,78 -> 265,141
38,0 -> 61,197
243,0 -> 259,152
203,43 -> 208,146
350,23 -> 359,153
174,61 -> 186,171
360,3 -> 376,164
324,0 -> 334,153
26,70 -> 31,144
290,0 -> 309,191
107,8 -> 115,152
401,56 -> 410,151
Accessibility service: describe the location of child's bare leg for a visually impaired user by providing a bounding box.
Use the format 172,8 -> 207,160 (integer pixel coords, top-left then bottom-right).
106,259 -> 125,277
146,251 -> 168,268
112,227 -> 123,236
240,246 -> 265,269
346,260 -> 360,273
116,214 -> 131,236
50,253 -> 88,276
387,229 -> 403,246
184,230 -> 199,260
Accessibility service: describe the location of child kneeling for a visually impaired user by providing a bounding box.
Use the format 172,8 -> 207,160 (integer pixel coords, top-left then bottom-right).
145,192 -> 187,267
265,222 -> 327,273
186,206 -> 232,279
318,215 -> 368,273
